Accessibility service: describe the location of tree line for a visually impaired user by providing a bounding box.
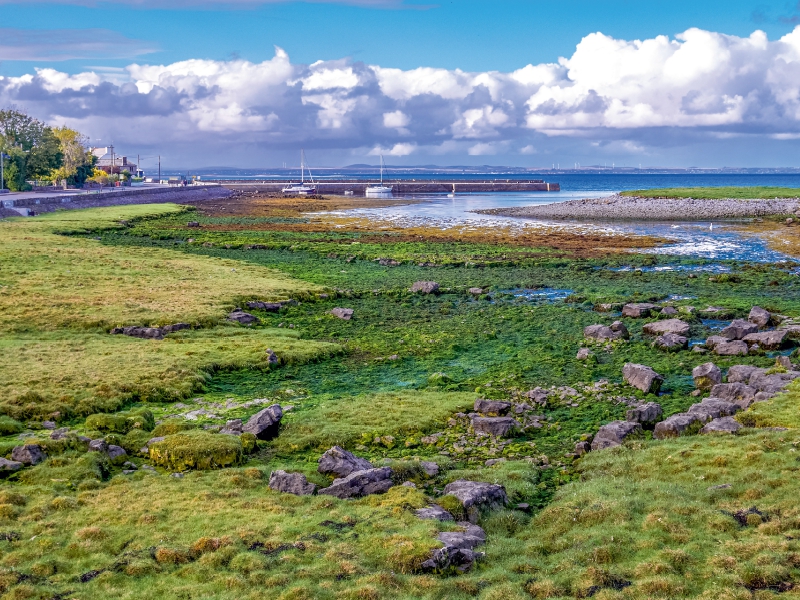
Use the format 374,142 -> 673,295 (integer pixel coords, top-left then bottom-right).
0,108 -> 96,191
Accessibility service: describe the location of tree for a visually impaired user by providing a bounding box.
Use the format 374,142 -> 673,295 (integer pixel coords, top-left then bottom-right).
49,127 -> 94,186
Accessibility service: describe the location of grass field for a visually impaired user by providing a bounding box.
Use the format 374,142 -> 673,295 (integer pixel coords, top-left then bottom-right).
620,186 -> 800,199
2,197 -> 800,599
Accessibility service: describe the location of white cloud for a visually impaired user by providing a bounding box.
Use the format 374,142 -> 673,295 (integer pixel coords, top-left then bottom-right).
7,27 -> 800,165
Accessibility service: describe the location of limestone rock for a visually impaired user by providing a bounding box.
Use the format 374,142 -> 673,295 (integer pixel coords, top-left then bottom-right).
227,310 -> 260,325
219,419 -> 243,435
727,365 -> 763,384
474,399 -> 511,415
692,362 -> 722,390
420,461 -> 439,477
622,303 -> 658,318
415,505 -> 454,521
625,402 -> 663,426
749,371 -> 800,395
0,458 -> 23,473
113,326 -> 164,340
318,446 -> 373,478
591,420 -> 642,450
749,306 -> 772,328
643,318 -> 691,337
700,417 -> 742,434
318,467 -> 393,499
720,319 -> 759,340
704,335 -> 729,349
688,398 -> 740,420
246,301 -> 282,312
622,363 -> 664,394
576,347 -> 593,360
654,333 -> 688,351
331,307 -> 354,320
269,470 -> 316,495
242,404 -> 282,440
471,417 -> 520,437
742,330 -> 790,350
583,325 -> 617,340
610,321 -> 630,338
410,281 -> 439,294
653,413 -> 707,439
11,444 -> 46,466
661,306 -> 678,315
421,523 -> 486,573
710,383 -> 757,409
442,480 -> 507,523
713,340 -> 749,356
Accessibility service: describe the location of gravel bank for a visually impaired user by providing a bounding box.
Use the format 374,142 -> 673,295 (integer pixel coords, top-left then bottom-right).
477,194 -> 800,221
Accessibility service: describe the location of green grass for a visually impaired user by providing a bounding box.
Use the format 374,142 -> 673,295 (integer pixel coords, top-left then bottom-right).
621,186 -> 800,199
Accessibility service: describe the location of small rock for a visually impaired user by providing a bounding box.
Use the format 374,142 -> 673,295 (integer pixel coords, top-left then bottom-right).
402,481 -> 417,488
107,445 -> 127,462
265,349 -> 278,365
318,446 -> 373,478
0,458 -> 23,473
727,364 -> 763,384
171,473 -> 185,478
692,362 -> 722,390
660,306 -> 678,315
622,363 -> 664,394
420,461 -> 439,477
688,398 -> 740,420
331,307 -> 354,320
415,505 -> 454,521
242,404 -> 283,440
692,346 -> 707,354
471,417 -> 520,437
776,355 -> 794,370
576,347 -> 594,360
742,330 -> 790,350
622,303 -> 658,318
421,522 -> 486,573
710,383 -> 757,409
643,318 -> 691,337
50,427 -> 69,440
625,402 -> 663,426
227,310 -> 260,325
654,333 -> 688,351
442,480 -> 507,523
220,419 -> 243,435
700,416 -> 742,434
318,467 -> 394,499
704,335 -> 729,349
410,281 -> 439,294
749,306 -> 772,328
187,221 -> 200,227
714,340 -> 749,356
591,420 -> 642,450
484,458 -> 506,466
269,470 -> 316,496
574,441 -> 591,456
653,413 -> 707,439
720,319 -> 759,340
42,421 -> 56,430
246,301 -> 282,312
88,439 -> 109,453
584,324 -> 625,341
11,444 -> 46,466
468,287 -> 483,295
474,399 -> 511,415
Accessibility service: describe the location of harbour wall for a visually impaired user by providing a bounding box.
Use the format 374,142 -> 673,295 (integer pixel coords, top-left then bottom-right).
215,180 -> 560,193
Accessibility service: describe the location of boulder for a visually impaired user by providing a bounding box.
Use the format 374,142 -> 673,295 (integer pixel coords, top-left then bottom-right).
713,340 -> 749,356
625,402 -> 663,426
654,333 -> 688,351
622,303 -> 658,318
474,399 -> 511,415
410,281 -> 439,294
583,325 -> 618,341
749,371 -> 800,395
610,321 -> 630,338
688,398 -> 740,420
591,420 -> 642,450
471,417 -> 520,438
576,347 -> 593,360
720,319 -> 759,340
11,444 -> 46,466
710,383 -> 757,409
415,505 -> 454,521
727,365 -> 763,384
227,310 -> 259,325
700,417 -> 743,434
242,404 -> 282,440
269,470 -> 317,496
318,446 -> 373,478
421,523 -> 486,573
742,330 -> 790,350
219,419 -> 243,435
107,445 -> 127,462
643,319 -> 691,337
749,306 -> 772,328
331,307 -> 354,320
705,335 -> 729,349
0,458 -> 23,473
318,467 -> 393,499
692,362 -> 722,390
653,413 -> 707,439
442,480 -> 507,523
622,363 -> 664,394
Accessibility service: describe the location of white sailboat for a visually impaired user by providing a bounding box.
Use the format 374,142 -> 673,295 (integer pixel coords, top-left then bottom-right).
365,155 -> 392,196
282,150 -> 317,196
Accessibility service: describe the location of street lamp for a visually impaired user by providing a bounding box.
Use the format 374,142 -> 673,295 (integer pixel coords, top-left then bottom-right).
0,152 -> 9,192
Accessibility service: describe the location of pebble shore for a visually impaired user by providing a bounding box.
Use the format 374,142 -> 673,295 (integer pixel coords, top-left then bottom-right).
477,194 -> 800,221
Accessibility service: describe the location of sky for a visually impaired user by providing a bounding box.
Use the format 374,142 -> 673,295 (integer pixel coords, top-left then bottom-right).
4,0 -> 800,170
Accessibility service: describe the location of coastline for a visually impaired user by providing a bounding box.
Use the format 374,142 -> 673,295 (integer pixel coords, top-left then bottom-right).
475,193 -> 800,220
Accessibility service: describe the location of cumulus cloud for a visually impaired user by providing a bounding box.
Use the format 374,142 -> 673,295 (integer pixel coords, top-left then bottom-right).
0,28 -> 157,61
7,26 -> 800,165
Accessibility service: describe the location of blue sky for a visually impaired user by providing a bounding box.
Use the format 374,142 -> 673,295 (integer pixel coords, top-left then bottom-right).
4,0 -> 800,169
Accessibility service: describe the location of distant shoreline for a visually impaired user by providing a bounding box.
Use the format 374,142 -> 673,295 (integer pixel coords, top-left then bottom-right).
475,194 -> 800,221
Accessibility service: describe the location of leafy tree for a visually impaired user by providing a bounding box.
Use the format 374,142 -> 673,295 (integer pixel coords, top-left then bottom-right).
49,126 -> 95,186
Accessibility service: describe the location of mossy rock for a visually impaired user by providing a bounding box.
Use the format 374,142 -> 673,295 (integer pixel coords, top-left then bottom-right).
152,419 -> 199,437
437,494 -> 467,521
85,409 -> 155,434
149,431 -> 243,471
240,433 -> 257,454
0,416 -> 24,436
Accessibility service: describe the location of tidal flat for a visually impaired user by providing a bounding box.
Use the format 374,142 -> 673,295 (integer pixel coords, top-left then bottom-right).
2,194 -> 800,599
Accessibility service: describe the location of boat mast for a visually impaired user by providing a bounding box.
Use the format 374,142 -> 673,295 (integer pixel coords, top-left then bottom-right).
301,150 -> 305,184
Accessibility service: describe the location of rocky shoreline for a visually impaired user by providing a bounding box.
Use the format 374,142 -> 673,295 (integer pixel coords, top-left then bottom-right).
476,194 -> 800,221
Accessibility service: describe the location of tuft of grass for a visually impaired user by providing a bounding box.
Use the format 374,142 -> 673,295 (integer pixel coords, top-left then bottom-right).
621,186 -> 800,199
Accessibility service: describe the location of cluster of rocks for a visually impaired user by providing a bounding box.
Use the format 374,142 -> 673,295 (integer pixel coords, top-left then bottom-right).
696,306 -> 796,356
110,323 -> 190,340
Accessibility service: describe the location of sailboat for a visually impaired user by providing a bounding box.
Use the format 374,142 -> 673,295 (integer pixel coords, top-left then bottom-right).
282,150 -> 317,196
365,155 -> 392,196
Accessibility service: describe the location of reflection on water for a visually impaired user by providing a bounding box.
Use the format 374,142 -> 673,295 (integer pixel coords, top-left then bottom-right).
318,191 -> 796,263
